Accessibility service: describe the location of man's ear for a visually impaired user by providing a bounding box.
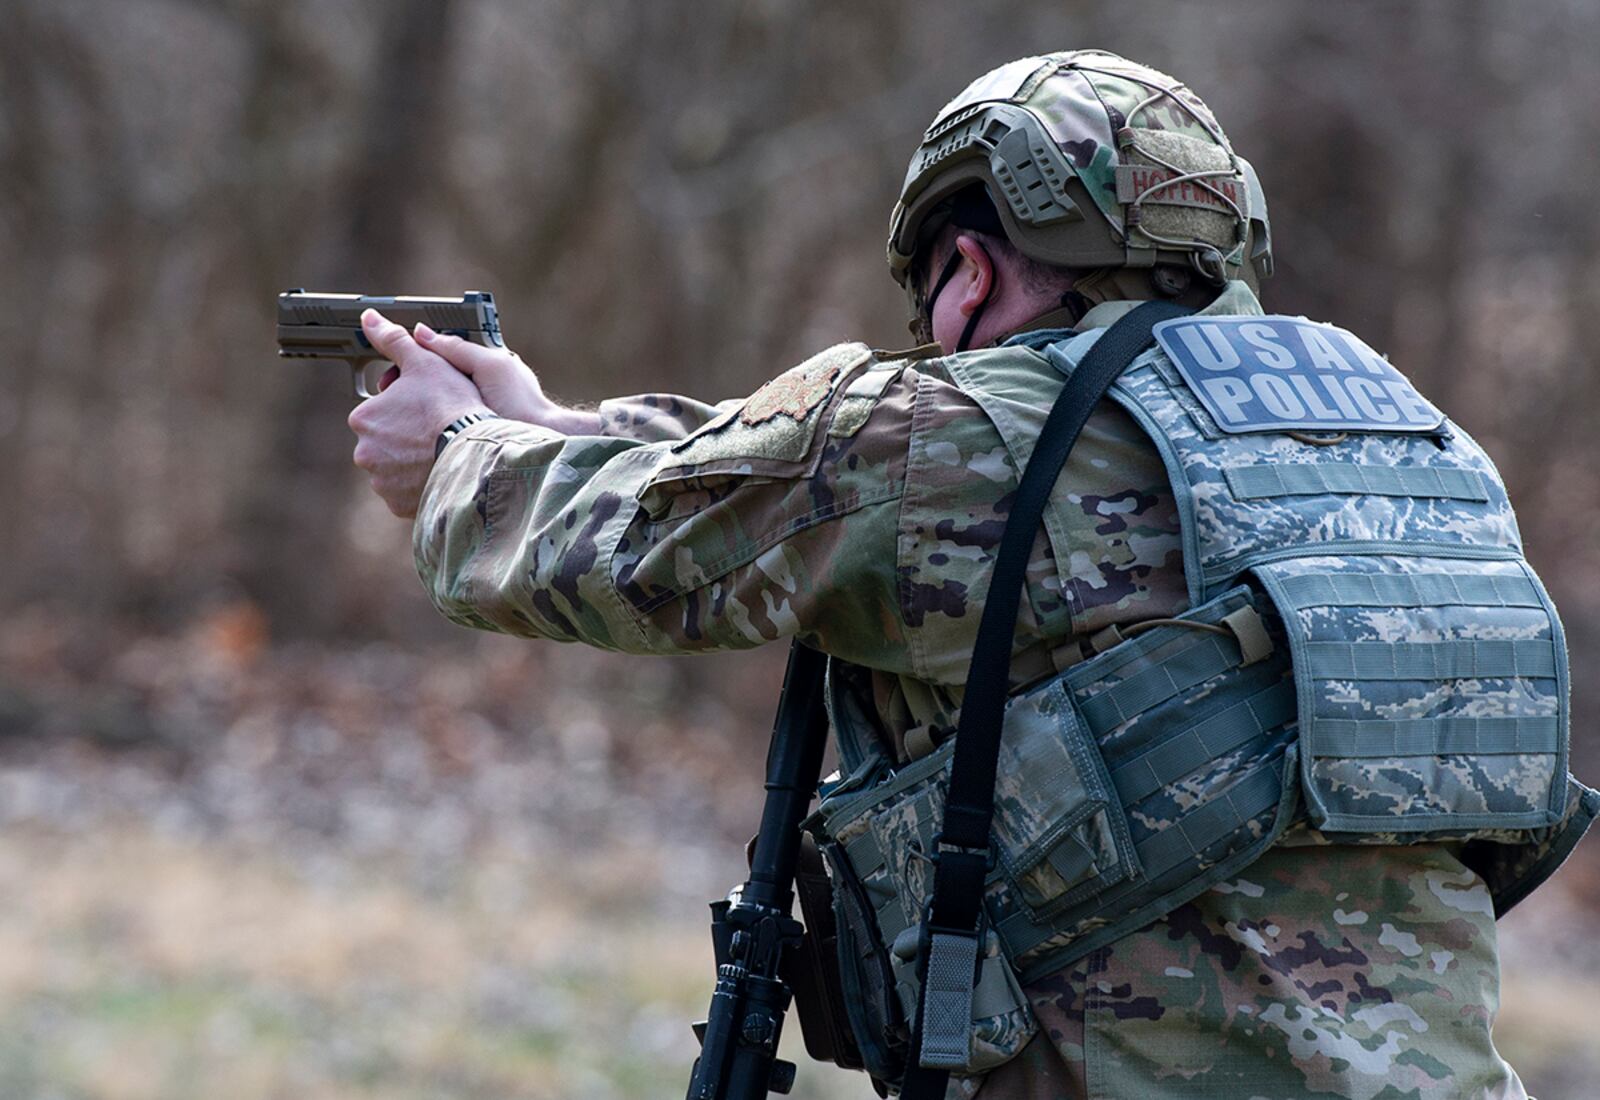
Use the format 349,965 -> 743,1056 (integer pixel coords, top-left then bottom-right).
953,233 -> 994,317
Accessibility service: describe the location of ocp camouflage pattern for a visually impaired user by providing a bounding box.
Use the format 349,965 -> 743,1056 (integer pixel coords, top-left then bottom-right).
955,842 -> 1531,1100
411,281 -> 1591,1099
416,328 -> 1188,743
913,50 -> 1251,275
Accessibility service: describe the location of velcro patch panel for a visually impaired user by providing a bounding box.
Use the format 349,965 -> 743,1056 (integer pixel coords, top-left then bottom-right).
1154,316 -> 1444,434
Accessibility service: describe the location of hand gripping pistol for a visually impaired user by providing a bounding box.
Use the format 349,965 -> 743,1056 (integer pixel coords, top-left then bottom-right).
276,289 -> 506,399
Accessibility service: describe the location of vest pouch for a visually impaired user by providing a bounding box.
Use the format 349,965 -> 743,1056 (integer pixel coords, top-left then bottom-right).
818,836 -> 908,1083
985,679 -> 1142,918
816,829 -> 1038,1083
813,671 -> 1144,1077
784,833 -> 867,1072
994,586 -> 1302,980
819,828 -> 1039,1086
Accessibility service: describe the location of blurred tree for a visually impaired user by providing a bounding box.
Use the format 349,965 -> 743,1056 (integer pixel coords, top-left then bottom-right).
0,0 -> 1595,771
235,0 -> 460,635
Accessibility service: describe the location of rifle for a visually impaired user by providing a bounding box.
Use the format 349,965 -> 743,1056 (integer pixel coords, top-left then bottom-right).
687,642 -> 830,1099
276,289 -> 505,399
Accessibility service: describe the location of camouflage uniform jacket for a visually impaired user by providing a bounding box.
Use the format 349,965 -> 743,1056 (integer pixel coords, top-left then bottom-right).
415,282 -> 1532,1098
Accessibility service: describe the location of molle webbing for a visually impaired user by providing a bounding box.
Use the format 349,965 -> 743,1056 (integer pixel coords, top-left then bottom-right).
1128,764 -> 1284,887
1309,717 -> 1560,758
1256,555 -> 1567,834
991,590 -> 1298,972
1223,463 -> 1489,502
1272,571 -> 1546,609
1076,631 -> 1245,731
1300,639 -> 1555,681
1103,314 -> 1573,839
1106,679 -> 1295,805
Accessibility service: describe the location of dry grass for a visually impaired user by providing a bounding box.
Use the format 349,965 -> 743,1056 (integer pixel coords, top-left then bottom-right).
0,822 -> 1592,1099
0,825 -> 869,1100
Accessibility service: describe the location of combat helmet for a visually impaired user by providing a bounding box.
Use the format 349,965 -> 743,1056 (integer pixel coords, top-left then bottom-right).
889,50 -> 1273,333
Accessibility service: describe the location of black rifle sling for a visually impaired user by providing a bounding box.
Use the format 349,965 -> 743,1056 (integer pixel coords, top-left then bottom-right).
900,300 -> 1192,1100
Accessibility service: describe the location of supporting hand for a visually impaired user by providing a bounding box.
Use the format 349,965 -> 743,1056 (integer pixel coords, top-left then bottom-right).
413,324 -> 601,435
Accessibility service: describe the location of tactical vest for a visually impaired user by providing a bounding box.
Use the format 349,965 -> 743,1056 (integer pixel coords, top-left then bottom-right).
809,310 -> 1599,1084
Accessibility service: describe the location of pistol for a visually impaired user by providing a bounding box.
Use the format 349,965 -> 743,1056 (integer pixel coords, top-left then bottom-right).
277,289 -> 506,399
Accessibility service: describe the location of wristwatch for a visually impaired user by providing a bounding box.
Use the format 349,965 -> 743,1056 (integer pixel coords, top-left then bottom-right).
435,411 -> 501,459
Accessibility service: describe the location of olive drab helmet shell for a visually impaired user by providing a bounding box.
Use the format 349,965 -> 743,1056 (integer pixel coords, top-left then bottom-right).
888,50 -> 1273,299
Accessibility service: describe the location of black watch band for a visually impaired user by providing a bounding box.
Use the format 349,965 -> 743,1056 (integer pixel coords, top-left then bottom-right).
435,411 -> 501,459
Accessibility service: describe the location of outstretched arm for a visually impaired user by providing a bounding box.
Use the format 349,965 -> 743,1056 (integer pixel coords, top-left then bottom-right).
412,348 -> 916,669
348,313 -> 915,667
417,326 -> 741,443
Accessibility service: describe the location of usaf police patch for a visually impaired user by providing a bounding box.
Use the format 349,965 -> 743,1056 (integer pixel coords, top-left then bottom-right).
1154,316 -> 1445,434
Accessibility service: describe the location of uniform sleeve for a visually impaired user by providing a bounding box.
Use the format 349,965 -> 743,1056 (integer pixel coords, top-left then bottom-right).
595,392 -> 743,443
412,345 -> 919,672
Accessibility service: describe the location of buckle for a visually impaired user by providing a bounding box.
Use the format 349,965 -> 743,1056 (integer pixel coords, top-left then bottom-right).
930,831 -> 997,872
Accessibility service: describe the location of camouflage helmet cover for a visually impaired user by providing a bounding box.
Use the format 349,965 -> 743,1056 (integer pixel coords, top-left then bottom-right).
888,50 -> 1272,296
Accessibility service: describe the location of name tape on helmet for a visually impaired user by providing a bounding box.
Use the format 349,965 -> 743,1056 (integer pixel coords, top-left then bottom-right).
1116,166 -> 1245,214
1153,316 -> 1444,434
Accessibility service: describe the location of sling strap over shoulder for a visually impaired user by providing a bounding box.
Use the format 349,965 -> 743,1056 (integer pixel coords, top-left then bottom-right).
900,301 -> 1193,1098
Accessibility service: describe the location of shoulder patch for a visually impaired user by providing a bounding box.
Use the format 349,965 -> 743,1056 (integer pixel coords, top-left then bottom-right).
741,352 -> 845,425
1153,315 -> 1445,434
655,342 -> 872,479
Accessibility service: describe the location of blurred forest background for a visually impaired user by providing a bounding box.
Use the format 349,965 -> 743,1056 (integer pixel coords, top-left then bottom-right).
1,0 -> 1598,1097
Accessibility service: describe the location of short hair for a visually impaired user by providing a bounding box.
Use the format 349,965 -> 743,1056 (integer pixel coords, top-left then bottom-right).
912,185 -> 1075,299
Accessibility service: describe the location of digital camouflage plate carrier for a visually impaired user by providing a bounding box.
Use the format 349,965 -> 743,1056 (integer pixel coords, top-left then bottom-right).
811,307 -> 1599,1087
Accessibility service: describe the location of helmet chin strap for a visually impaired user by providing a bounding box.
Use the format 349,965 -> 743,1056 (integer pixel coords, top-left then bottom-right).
924,245 -> 994,354
957,301 -> 987,353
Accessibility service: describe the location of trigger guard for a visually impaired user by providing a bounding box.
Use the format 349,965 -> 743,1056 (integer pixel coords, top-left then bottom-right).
352,361 -> 386,401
